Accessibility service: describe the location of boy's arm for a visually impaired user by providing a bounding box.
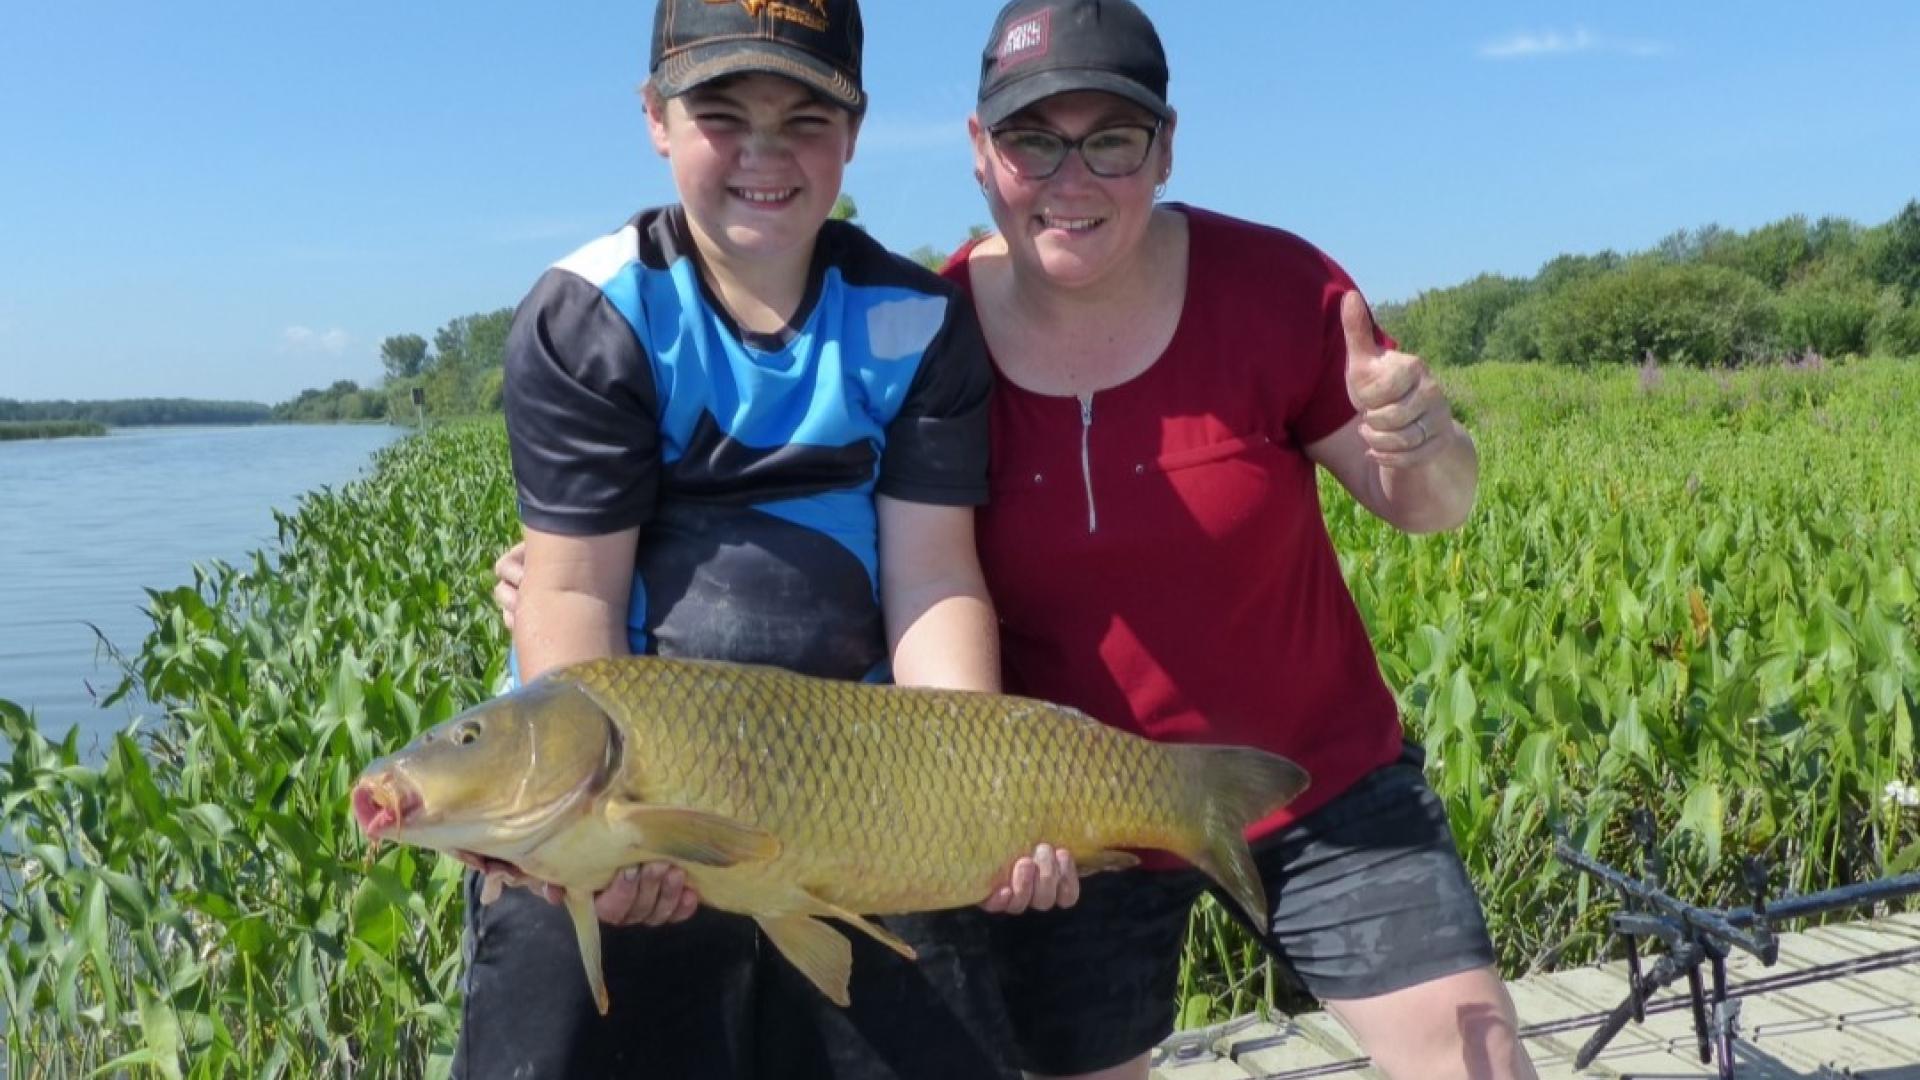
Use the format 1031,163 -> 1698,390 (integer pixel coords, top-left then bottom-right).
512,526 -> 637,681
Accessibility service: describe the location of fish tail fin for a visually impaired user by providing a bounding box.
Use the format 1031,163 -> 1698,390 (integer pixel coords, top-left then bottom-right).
1172,746 -> 1310,928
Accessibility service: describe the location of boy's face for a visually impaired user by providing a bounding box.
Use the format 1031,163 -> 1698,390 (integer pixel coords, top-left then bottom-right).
647,73 -> 861,269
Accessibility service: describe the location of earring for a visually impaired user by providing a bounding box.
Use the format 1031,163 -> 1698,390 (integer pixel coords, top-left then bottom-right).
1154,182 -> 1167,200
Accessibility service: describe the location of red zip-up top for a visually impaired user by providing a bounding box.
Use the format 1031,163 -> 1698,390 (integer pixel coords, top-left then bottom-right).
947,206 -> 1404,855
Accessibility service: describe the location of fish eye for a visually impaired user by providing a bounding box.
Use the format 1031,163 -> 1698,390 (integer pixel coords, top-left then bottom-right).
453,721 -> 483,746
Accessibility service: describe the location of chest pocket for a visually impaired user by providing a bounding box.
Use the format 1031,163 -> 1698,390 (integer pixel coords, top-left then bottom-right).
1151,431 -> 1275,473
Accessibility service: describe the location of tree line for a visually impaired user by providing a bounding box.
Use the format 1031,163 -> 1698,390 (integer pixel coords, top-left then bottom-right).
1375,200 -> 1920,366
0,398 -> 272,426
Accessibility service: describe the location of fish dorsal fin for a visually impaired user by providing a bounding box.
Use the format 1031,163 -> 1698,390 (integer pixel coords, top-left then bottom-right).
757,915 -> 853,1007
606,802 -> 781,867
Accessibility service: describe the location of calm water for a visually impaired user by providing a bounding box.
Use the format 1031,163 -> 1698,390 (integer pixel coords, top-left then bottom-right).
0,424 -> 405,752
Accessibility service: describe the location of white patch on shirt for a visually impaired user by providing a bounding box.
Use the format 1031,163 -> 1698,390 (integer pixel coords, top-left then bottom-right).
553,224 -> 641,287
866,296 -> 949,361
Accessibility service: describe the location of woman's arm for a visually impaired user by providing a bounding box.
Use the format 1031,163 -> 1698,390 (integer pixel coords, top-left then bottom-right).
876,496 -> 999,694
1306,413 -> 1479,534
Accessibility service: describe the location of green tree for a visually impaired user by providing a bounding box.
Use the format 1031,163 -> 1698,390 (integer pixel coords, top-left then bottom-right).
831,194 -> 860,223
1484,297 -> 1546,363
1775,269 -> 1878,357
1537,259 -> 1779,366
431,310 -> 512,373
380,333 -> 430,380
1866,199 -> 1920,299
1533,250 -> 1623,296
1869,290 -> 1920,356
1388,274 -> 1530,365
1702,216 -> 1814,289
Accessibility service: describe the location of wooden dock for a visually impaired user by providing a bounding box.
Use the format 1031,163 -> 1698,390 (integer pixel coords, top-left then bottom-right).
1152,913 -> 1920,1079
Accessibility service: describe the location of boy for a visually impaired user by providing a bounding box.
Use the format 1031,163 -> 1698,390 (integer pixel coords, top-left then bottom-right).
460,1 -> 1058,1076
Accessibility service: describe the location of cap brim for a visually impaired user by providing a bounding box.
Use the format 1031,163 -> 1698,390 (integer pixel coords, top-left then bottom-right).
654,40 -> 865,113
977,68 -> 1170,128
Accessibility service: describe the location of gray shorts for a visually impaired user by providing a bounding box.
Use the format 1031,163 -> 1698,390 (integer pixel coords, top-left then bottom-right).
989,741 -> 1496,1075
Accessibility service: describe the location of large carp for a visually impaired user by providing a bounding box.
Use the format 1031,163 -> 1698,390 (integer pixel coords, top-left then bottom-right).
351,656 -> 1308,1013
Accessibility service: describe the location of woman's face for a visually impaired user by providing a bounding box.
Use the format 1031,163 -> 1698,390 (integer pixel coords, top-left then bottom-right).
971,90 -> 1174,291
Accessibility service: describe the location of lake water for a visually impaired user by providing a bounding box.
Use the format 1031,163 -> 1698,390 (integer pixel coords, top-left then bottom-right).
0,424 -> 405,753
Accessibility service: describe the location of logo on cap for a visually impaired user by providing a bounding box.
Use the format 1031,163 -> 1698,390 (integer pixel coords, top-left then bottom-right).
706,0 -> 830,32
996,10 -> 1052,69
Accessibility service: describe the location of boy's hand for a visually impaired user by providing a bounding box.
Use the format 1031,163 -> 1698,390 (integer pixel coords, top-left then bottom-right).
492,541 -> 529,630
982,843 -> 1080,914
459,851 -> 700,926
590,863 -> 701,926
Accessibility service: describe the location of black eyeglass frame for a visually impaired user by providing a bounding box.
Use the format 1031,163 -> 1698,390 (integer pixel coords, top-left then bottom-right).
987,118 -> 1165,181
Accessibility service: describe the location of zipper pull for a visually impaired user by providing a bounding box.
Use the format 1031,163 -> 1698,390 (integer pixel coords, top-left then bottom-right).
1078,394 -> 1097,534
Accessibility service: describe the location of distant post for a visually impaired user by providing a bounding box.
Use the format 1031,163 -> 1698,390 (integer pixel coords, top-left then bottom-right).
410,387 -> 425,428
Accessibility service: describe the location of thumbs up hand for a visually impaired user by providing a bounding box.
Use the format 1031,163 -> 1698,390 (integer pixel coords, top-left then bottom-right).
1341,291 -> 1453,467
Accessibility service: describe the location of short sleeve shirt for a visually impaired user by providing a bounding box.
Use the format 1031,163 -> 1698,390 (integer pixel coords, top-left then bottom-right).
949,205 -> 1404,841
505,207 -> 992,680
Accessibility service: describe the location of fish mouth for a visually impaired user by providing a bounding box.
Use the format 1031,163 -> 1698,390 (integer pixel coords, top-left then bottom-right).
352,770 -> 423,840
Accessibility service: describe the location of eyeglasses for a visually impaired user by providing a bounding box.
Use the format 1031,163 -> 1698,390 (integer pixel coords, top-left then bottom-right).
989,120 -> 1162,180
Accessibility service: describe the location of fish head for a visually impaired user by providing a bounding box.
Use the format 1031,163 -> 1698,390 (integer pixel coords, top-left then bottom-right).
351,676 -> 618,861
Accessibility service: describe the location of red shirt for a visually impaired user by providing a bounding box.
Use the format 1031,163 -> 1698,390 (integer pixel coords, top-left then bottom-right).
946,206 -> 1404,847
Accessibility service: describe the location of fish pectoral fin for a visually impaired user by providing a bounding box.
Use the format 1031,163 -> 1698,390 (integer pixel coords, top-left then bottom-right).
562,890 -> 611,1016
607,803 -> 781,868
757,915 -> 853,1008
812,899 -> 917,961
1075,849 -> 1142,876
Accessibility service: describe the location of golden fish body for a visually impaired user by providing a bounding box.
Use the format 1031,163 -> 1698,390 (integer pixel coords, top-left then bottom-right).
353,655 -> 1308,1013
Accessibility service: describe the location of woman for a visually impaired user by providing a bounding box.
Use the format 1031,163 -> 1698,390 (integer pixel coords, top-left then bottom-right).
498,1 -> 1538,1076
950,3 -> 1535,1078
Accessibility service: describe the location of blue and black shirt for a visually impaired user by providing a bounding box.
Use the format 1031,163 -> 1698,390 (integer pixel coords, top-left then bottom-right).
503,206 -> 991,682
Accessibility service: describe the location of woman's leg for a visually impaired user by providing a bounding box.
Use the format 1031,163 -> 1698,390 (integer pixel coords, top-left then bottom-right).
1261,743 -> 1538,1080
1326,966 -> 1536,1080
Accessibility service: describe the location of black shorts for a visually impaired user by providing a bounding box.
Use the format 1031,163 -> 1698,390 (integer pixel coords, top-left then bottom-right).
450,877 -> 1020,1080
989,742 -> 1496,1076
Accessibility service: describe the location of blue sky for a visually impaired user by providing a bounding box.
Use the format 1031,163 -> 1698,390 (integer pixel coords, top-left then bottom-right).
2,2 -> 1916,404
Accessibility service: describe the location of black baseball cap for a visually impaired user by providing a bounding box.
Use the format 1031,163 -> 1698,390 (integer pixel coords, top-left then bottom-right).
650,0 -> 866,114
976,0 -> 1170,128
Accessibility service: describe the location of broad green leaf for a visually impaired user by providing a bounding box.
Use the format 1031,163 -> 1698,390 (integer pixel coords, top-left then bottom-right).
1678,781 -> 1725,866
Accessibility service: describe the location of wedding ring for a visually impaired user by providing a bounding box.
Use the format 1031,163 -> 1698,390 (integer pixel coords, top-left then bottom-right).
1414,417 -> 1429,445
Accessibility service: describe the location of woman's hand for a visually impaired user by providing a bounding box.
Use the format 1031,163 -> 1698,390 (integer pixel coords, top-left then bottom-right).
1342,292 -> 1459,469
491,540 -> 528,631
982,843 -> 1080,915
1310,292 -> 1479,533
